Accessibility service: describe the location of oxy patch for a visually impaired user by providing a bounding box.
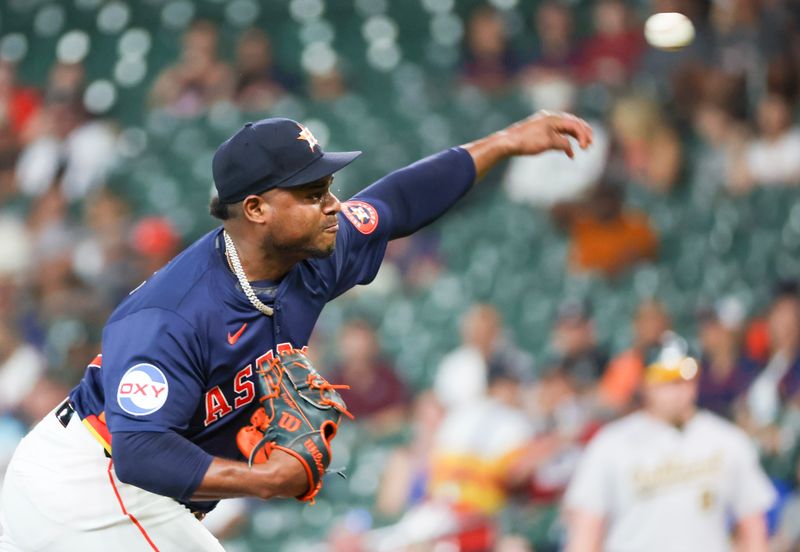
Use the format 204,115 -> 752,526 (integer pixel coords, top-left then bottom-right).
117,363 -> 169,416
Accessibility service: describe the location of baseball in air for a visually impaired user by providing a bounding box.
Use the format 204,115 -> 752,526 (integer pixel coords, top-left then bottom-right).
644,12 -> 695,51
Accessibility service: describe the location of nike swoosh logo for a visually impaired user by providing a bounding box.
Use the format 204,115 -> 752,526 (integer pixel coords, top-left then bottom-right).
227,323 -> 248,345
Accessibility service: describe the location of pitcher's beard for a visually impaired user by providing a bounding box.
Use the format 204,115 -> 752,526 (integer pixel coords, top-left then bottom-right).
265,235 -> 336,261
306,242 -> 336,258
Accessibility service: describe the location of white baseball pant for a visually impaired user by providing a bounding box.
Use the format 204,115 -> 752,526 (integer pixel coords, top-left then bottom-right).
0,405 -> 225,551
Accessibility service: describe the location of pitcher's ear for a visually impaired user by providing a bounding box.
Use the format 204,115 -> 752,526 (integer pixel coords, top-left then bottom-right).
242,194 -> 271,224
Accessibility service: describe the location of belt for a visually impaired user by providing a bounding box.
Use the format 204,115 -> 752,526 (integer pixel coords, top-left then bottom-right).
55,397 -> 112,458
55,397 -> 76,428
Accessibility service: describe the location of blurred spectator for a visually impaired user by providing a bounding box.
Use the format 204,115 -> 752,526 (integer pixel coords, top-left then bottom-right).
576,0 -> 644,87
233,28 -> 296,112
710,0 -> 789,85
773,459 -> 800,552
308,66 -> 348,104
695,298 -> 760,419
367,500 -> 496,552
46,62 -> 85,98
428,362 -> 532,515
434,304 -> 533,411
23,188 -> 107,381
8,376 -> 67,427
504,79 -> 610,208
609,95 -> 683,193
15,69 -> 116,202
730,93 -> 800,192
18,61 -> 87,142
743,282 -> 800,364
0,293 -> 66,426
745,315 -> 772,365
150,20 -> 233,117
599,298 -> 672,411
0,318 -> 45,415
0,216 -> 40,350
517,369 -> 598,501
0,60 -> 40,143
697,67 -> 750,120
739,292 -> 800,486
330,320 -> 409,435
691,100 -> 741,195
72,191 -> 141,304
376,391 -> 445,518
434,305 -> 493,409
0,145 -> 17,203
0,215 -> 32,290
383,233 -> 442,292
546,298 -> 609,390
26,187 -> 72,265
495,535 -> 534,552
370,365 -> 533,551
565,337 -> 775,552
523,1 -> 579,77
743,294 -> 800,429
553,182 -> 659,277
130,216 -> 181,280
765,54 -> 799,102
461,7 -> 520,93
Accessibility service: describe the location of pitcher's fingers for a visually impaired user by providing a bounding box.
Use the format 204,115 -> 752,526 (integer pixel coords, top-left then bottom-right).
580,119 -> 594,149
555,117 -> 592,150
553,132 -> 574,159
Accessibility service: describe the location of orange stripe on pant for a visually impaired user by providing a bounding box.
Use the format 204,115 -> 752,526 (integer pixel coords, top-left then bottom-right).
106,459 -> 160,552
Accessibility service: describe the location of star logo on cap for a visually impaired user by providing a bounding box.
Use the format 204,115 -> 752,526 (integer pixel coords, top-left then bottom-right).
297,124 -> 319,151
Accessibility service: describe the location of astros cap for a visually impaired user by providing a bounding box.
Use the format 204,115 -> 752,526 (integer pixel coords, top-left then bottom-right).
644,331 -> 699,385
212,118 -> 361,204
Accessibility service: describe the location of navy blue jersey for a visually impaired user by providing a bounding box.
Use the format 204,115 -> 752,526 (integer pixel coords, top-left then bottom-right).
67,146 -> 475,506
70,197 -> 391,459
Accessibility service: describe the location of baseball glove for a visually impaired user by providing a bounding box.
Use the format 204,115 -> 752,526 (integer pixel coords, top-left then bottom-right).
236,349 -> 353,502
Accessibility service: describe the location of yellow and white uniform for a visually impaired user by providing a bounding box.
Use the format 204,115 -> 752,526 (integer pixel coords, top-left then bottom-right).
564,410 -> 775,552
428,398 -> 532,514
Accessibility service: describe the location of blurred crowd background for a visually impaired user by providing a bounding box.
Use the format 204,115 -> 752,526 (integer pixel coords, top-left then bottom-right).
1,0 -> 800,550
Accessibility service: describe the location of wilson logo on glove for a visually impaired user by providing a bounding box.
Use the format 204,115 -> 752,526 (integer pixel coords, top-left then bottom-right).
277,412 -> 302,432
235,349 -> 353,502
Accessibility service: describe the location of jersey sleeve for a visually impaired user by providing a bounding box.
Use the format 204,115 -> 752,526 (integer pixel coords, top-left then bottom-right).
327,196 -> 393,299
563,431 -> 613,517
728,430 -> 776,519
326,147 -> 475,299
102,308 -> 206,435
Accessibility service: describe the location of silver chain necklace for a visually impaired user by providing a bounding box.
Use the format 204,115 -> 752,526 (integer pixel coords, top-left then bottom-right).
223,230 -> 274,316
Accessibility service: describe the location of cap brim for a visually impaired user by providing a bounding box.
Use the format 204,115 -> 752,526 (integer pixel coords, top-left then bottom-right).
645,358 -> 700,385
278,151 -> 362,188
